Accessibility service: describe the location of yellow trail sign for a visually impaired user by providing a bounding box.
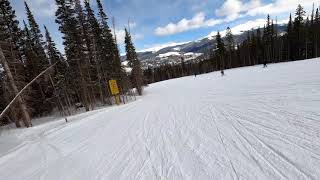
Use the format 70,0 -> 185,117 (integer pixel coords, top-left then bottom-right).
109,80 -> 120,105
109,80 -> 120,95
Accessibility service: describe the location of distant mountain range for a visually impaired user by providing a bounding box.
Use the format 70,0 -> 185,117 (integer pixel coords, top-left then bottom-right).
121,25 -> 287,66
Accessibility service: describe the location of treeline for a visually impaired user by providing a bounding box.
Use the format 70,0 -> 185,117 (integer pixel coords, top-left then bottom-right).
145,4 -> 318,83
0,0 -> 143,127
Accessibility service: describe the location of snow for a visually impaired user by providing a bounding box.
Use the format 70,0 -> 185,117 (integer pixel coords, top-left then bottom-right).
158,51 -> 181,58
184,52 -> 195,56
1,59 -> 320,180
121,61 -> 132,73
121,60 -> 128,66
139,41 -> 190,53
184,52 -> 202,57
183,52 -> 202,61
124,67 -> 132,73
173,47 -> 181,51
207,18 -> 288,40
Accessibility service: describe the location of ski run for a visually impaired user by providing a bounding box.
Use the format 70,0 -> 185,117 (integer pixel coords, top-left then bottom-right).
0,59 -> 320,180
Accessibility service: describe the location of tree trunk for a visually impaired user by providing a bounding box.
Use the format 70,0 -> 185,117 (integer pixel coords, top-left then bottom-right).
49,75 -> 68,122
0,47 -> 31,127
64,89 -> 72,115
76,58 -> 90,111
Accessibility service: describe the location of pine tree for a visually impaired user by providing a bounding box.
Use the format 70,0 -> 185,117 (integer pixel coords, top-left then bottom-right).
0,64 -> 9,125
311,4 -> 315,26
0,0 -> 23,52
315,8 -> 320,57
256,27 -> 263,64
55,0 -> 91,111
310,4 -> 315,58
96,0 -> 122,80
250,30 -> 258,65
225,27 -> 234,68
44,25 -> 71,115
24,2 -> 49,69
44,25 -> 68,91
305,16 -> 310,59
125,28 -> 143,95
44,26 -> 61,65
263,15 -> 272,62
293,4 -> 306,59
24,2 -> 54,115
0,0 -> 31,127
22,20 -> 40,77
216,31 -> 226,70
286,13 -> 294,60
74,0 -> 97,107
84,0 -> 109,104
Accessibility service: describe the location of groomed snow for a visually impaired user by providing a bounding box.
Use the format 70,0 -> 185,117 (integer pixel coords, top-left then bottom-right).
1,59 -> 320,180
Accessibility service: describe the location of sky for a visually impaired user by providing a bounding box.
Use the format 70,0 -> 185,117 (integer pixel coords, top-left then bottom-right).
11,0 -> 316,54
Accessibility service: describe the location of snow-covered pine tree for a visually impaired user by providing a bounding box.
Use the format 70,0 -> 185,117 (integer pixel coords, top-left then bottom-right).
125,28 -> 143,95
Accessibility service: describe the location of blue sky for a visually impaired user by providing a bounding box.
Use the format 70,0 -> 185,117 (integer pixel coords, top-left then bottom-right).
11,0 -> 315,54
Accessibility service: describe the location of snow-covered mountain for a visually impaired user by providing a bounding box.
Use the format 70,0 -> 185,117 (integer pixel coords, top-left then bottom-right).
121,25 -> 287,67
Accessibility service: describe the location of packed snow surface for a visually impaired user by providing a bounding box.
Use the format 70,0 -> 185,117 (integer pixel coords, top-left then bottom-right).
1,59 -> 320,180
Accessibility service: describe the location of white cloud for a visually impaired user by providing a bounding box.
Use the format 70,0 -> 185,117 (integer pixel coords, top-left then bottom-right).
207,17 -> 288,39
113,29 -> 126,44
155,12 -> 222,36
24,0 -> 102,18
154,0 -> 263,37
25,0 -> 56,17
215,0 -> 261,21
155,0 -> 309,37
247,0 -> 315,16
112,29 -> 143,45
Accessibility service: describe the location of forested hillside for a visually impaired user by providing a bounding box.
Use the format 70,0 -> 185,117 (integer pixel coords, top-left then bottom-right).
0,0 -> 143,127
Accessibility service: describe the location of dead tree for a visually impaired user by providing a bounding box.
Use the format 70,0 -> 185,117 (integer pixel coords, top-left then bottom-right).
0,46 -> 31,127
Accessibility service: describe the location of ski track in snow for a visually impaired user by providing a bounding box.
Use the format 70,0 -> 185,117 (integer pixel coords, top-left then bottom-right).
0,59 -> 320,180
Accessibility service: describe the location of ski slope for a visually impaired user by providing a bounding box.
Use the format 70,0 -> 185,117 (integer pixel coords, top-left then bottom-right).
1,59 -> 320,180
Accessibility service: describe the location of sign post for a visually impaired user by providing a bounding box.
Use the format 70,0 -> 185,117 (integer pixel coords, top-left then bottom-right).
108,80 -> 120,105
